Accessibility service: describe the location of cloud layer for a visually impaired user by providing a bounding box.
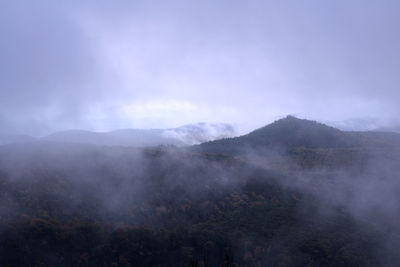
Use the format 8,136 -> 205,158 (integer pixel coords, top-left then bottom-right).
1,0 -> 399,135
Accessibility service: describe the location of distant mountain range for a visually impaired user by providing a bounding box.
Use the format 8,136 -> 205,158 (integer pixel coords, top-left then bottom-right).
0,123 -> 235,147
327,117 -> 400,133
2,117 -> 400,151
0,133 -> 35,145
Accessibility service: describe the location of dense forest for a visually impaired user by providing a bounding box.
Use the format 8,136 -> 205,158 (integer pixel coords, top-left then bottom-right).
0,117 -> 400,266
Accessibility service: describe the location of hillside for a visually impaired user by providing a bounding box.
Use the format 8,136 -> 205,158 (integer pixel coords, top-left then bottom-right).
0,118 -> 399,266
196,116 -> 400,168
199,116 -> 359,153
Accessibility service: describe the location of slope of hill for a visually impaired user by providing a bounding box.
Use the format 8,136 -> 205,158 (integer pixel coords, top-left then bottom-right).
197,116 -> 400,154
0,142 -> 397,266
1,117 -> 400,266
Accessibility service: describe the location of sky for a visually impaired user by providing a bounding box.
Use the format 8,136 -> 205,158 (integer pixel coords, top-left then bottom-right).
1,0 -> 400,136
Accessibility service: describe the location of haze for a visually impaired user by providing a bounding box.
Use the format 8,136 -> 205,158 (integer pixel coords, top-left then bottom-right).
1,0 -> 399,136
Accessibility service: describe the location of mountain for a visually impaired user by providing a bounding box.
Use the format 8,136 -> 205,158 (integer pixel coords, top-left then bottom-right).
1,117 -> 400,265
0,133 -> 36,145
43,123 -> 235,147
327,118 -> 400,133
196,116 -> 400,169
197,116 -> 357,153
161,122 -> 235,145
43,129 -> 169,146
325,117 -> 381,131
241,116 -> 353,148
373,124 -> 400,134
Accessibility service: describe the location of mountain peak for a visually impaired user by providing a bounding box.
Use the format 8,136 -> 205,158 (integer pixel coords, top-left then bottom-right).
198,117 -> 353,154
272,115 -> 331,127
245,116 -> 345,148
251,115 -> 339,134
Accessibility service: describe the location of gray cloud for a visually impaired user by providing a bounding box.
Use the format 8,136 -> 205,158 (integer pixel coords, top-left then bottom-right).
1,0 -> 399,135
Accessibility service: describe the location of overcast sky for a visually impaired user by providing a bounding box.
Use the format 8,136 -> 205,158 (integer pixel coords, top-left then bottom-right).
1,0 -> 399,135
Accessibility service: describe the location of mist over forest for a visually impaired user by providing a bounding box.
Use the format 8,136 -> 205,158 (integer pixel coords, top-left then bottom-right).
1,0 -> 400,266
0,117 -> 400,266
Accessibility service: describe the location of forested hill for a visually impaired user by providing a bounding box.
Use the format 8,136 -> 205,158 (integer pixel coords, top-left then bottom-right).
196,116 -> 400,155
0,117 -> 400,266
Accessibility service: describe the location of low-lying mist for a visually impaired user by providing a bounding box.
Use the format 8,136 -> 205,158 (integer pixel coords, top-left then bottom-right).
1,116 -> 400,266
0,137 -> 398,265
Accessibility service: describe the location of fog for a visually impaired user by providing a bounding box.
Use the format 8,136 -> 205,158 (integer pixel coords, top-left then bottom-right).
1,1 -> 400,265
0,142 -> 241,227
0,134 -> 399,264
1,0 -> 400,135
